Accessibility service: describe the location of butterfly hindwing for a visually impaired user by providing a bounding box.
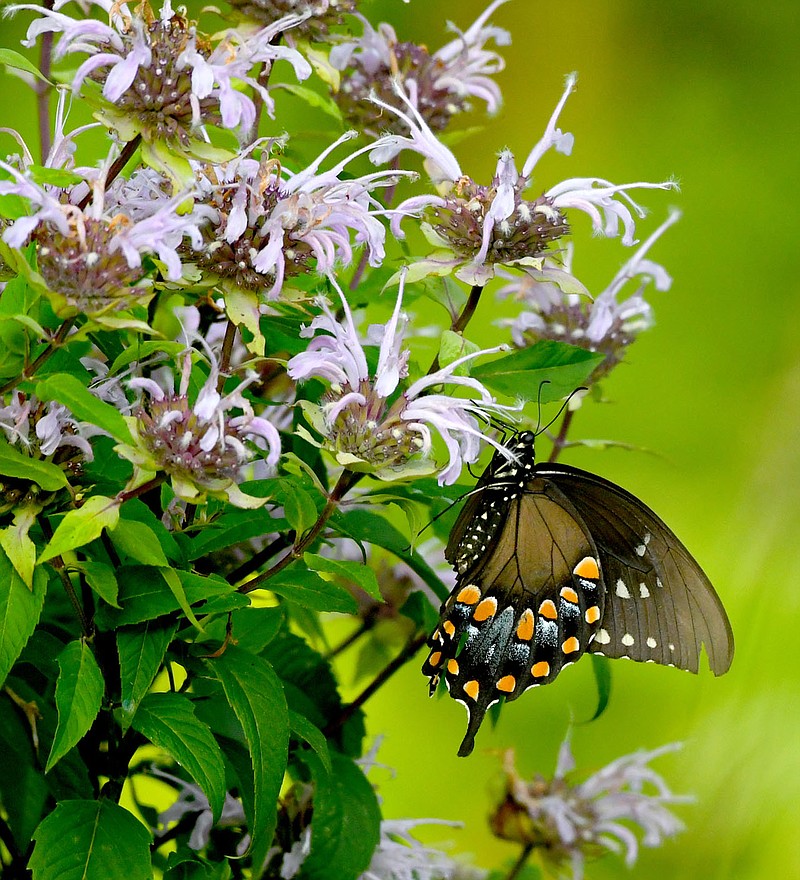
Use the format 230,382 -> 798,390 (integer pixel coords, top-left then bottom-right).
536,463 -> 735,676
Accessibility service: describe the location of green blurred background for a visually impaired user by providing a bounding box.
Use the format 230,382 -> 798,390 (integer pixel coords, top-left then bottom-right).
2,1 -> 798,877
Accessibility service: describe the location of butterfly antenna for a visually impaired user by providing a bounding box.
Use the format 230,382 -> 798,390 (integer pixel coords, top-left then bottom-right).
534,380 -> 552,434
537,386 -> 588,437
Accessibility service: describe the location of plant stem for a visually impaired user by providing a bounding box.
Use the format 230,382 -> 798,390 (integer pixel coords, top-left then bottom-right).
0,316 -> 77,395
325,615 -> 377,661
547,406 -> 575,463
35,0 -> 55,163
115,474 -> 166,505
504,844 -> 535,880
76,134 -> 142,211
324,630 -> 427,736
225,533 -> 293,585
427,283 -> 484,375
216,319 -> 237,394
239,468 -> 363,593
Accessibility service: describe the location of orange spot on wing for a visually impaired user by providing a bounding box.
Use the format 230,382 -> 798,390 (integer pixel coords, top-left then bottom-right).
539,599 -> 558,620
573,556 -> 599,580
463,679 -> 480,700
516,609 -> 535,641
443,620 -> 456,638
497,675 -> 516,693
562,637 -> 580,654
428,651 -> 442,667
457,585 -> 481,605
473,597 -> 498,621
447,658 -> 460,675
585,605 -> 600,624
532,661 -> 550,678
560,586 -> 579,604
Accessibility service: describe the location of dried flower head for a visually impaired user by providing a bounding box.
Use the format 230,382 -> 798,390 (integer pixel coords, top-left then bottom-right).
287,273 -> 519,485
227,0 -> 358,41
490,739 -> 689,880
331,0 -> 510,136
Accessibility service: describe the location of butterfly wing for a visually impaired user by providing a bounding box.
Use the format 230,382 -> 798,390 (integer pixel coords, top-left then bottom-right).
537,462 -> 735,676
425,467 -> 607,756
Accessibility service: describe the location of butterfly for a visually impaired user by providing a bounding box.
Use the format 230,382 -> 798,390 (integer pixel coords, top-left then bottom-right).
422,431 -> 734,757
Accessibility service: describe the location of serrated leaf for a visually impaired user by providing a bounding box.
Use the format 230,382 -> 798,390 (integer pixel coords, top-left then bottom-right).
160,566 -> 202,630
302,750 -> 381,880
207,647 -> 288,877
288,710 -> 331,775
0,551 -> 47,687
30,799 -> 152,880
110,519 -> 169,566
304,552 -> 381,601
117,621 -> 178,730
131,692 -> 226,821
75,561 -> 120,608
46,641 -> 104,772
40,495 -> 121,562
0,436 -> 68,491
267,568 -> 358,614
0,504 -> 38,586
280,481 -> 318,537
35,374 -> 133,443
470,340 -> 603,401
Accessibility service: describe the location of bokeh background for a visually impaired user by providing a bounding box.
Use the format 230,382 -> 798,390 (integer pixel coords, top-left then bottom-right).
1,1 -> 798,877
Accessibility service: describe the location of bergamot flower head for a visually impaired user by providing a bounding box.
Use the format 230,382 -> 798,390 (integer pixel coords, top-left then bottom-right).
331,0 -> 510,136
371,74 -> 677,287
287,271 -> 520,485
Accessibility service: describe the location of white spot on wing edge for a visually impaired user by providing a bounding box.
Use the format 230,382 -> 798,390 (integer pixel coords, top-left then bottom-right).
639,583 -> 650,598
594,628 -> 611,645
616,579 -> 631,599
621,633 -> 635,647
646,636 -> 657,648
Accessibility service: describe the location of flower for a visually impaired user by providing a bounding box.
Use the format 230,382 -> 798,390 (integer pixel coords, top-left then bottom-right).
188,131 -> 407,301
371,75 -> 677,286
331,0 -> 510,136
360,819 -> 486,880
500,209 -> 680,380
287,272 -> 519,485
8,0 -> 311,166
490,739 -> 689,880
0,157 -> 206,316
227,0 -> 358,42
121,340 -> 281,507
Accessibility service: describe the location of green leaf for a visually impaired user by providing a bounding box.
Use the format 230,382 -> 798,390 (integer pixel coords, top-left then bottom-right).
160,567 -> 202,629
35,373 -> 133,443
0,551 -> 47,687
117,621 -> 178,730
273,83 -> 344,122
74,561 -> 120,608
108,340 -> 185,375
110,519 -> 169,566
470,340 -> 604,401
587,654 -> 613,722
302,750 -> 381,880
0,504 -> 38,586
267,568 -> 358,614
304,552 -> 381,601
437,330 -> 481,374
0,436 -> 68,491
0,48 -> 50,83
46,640 -> 104,772
279,480 -> 318,537
131,692 -> 226,821
288,710 -> 331,775
206,647 -> 288,876
40,495 -> 121,562
30,799 -> 152,880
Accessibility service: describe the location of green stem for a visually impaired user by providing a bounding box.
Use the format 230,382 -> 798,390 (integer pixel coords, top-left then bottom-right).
0,316 -> 77,395
547,406 -> 575,463
504,844 -> 535,880
239,468 -> 363,593
427,283 -> 484,375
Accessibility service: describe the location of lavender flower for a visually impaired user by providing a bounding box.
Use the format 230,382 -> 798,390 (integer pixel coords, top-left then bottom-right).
500,209 -> 680,380
8,0 -> 311,160
121,342 -> 281,507
189,131 -> 407,301
0,158 -> 205,316
331,0 -> 510,136
287,272 -> 519,485
227,0 -> 358,41
371,75 -> 677,286
490,739 -> 689,880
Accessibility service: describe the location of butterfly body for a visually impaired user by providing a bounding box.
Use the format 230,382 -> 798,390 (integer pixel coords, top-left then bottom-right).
422,432 -> 734,757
